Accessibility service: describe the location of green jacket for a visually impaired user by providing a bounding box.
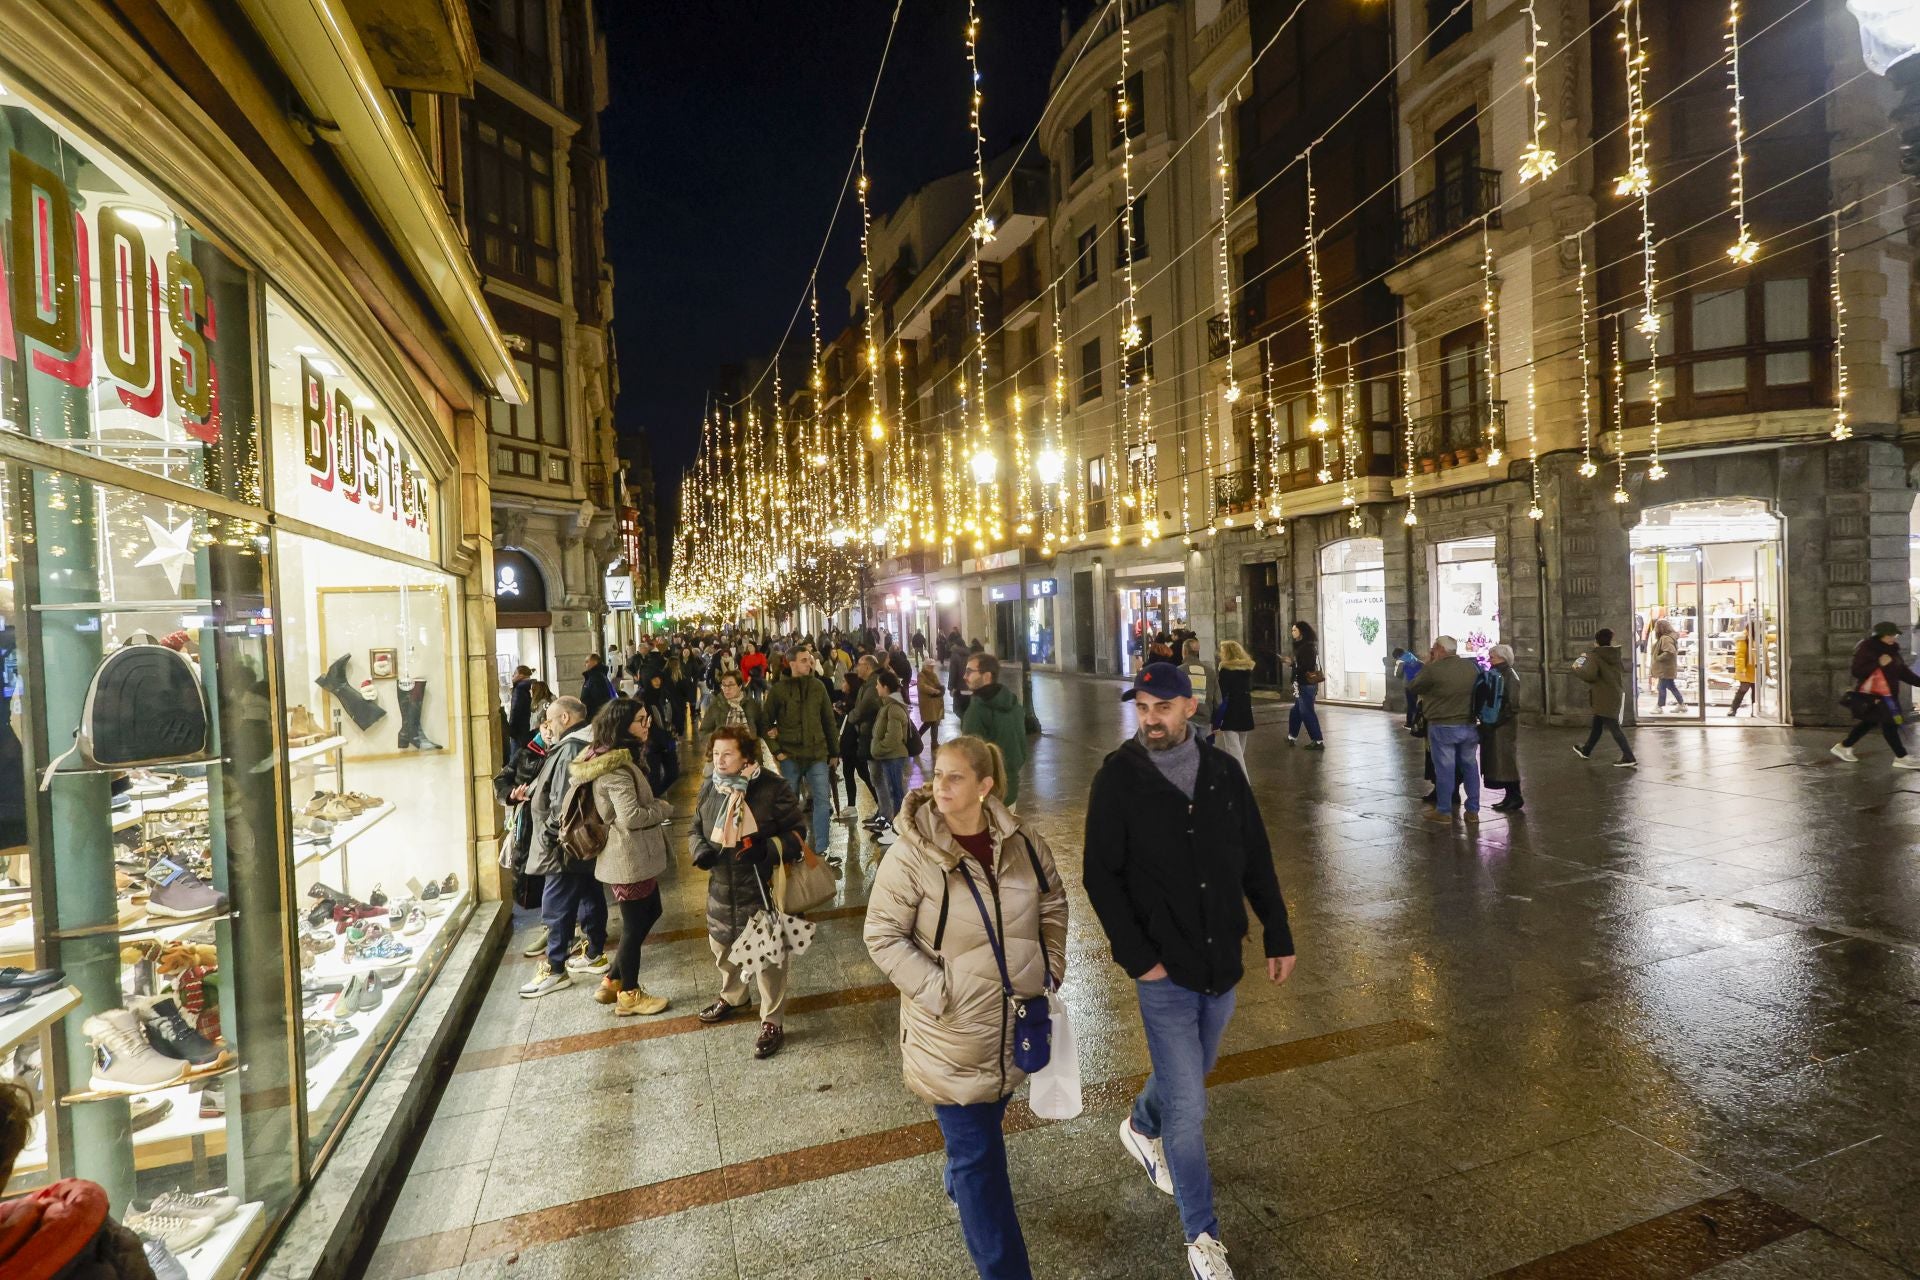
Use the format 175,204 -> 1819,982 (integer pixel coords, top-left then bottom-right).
870,694 -> 913,761
697,692 -> 769,748
1408,654 -> 1480,726
1572,645 -> 1627,718
764,674 -> 836,764
960,682 -> 1029,805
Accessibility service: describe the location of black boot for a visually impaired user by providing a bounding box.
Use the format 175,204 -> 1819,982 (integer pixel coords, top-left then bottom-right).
315,654 -> 386,732
396,679 -> 442,750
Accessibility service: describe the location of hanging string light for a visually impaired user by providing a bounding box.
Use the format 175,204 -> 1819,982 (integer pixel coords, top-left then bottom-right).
964,0 -> 997,549
1252,341 -> 1273,532
1180,407 -> 1194,547
1401,342 -> 1418,526
1214,105 -> 1241,405
1575,232 -> 1599,478
1304,147 -> 1330,438
857,145 -> 886,447
1610,318 -> 1630,504
1830,211 -> 1852,440
1339,340 -> 1358,525
1614,0 -> 1651,200
1115,2 -> 1146,537
1517,0 -> 1559,183
1725,0 -> 1758,265
1526,373 -> 1544,521
1481,217 -> 1504,467
1204,398 -> 1220,537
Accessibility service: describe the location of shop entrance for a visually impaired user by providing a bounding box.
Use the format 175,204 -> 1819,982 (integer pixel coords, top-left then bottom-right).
1245,562 -> 1282,687
1318,539 -> 1387,703
1117,578 -> 1189,673
1630,499 -> 1783,722
1432,536 -> 1501,661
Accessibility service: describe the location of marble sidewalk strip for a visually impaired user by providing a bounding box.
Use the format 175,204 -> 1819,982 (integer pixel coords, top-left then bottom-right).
644,901 -> 868,946
1488,1187 -> 1813,1277
371,1017 -> 1434,1278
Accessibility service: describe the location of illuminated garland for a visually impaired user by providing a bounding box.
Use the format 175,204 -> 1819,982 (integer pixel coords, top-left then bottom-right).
1610,318 -> 1630,504
1517,0 -> 1558,183
1575,232 -> 1598,478
1725,0 -> 1758,265
1401,341 -> 1418,526
1526,373 -> 1543,521
1304,148 -> 1330,441
1830,212 -> 1851,440
1482,217 -> 1504,468
1115,3 -> 1143,543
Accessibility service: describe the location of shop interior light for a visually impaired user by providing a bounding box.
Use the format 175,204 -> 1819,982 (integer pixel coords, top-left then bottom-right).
114,206 -> 170,230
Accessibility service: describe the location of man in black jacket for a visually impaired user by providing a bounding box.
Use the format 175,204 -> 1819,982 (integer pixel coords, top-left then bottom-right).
1082,661 -> 1295,1280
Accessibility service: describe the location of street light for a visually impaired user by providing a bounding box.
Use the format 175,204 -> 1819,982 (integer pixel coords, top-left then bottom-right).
970,447 -> 998,485
1035,447 -> 1065,486
1847,0 -> 1920,172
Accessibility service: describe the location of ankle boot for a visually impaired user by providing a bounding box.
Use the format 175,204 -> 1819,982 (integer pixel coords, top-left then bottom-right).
396,679 -> 442,750
315,654 -> 387,732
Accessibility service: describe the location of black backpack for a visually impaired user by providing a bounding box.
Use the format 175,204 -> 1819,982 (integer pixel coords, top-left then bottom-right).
40,633 -> 210,789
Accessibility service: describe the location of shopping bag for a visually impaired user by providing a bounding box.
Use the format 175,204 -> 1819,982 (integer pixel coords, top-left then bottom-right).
727,875 -> 817,981
773,846 -> 838,914
1026,991 -> 1082,1120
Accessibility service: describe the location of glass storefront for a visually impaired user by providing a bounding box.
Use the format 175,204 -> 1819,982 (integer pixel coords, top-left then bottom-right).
1117,577 -> 1188,672
1630,500 -> 1783,722
1432,536 -> 1501,662
1317,539 -> 1386,702
0,79 -> 475,1279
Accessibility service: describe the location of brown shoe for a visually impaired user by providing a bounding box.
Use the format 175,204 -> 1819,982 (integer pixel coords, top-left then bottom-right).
753,1021 -> 784,1059
593,978 -> 621,1006
697,997 -> 736,1024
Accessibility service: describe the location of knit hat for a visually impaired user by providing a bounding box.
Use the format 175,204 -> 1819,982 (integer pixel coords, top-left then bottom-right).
1874,622 -> 1901,637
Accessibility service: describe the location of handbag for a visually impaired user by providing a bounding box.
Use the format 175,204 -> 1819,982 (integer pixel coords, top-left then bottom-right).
772,842 -> 838,914
727,871 -> 817,982
1026,991 -> 1082,1119
1302,670 -> 1327,686
959,863 -> 1052,1074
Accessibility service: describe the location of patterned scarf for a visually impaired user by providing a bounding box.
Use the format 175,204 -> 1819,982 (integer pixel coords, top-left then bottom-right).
710,764 -> 762,848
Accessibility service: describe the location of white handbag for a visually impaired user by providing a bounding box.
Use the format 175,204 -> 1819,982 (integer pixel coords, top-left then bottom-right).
1027,991 -> 1083,1120
727,872 -> 816,981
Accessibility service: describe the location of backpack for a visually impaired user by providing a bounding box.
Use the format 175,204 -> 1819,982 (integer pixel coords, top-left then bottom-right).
558,779 -> 609,863
40,633 -> 210,790
1474,667 -> 1505,727
905,710 -> 925,758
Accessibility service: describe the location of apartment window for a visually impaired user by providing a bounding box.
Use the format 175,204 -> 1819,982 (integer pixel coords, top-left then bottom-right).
463,96 -> 559,293
1122,317 -> 1154,388
1126,441 -> 1157,499
1075,227 -> 1099,291
488,298 -> 567,478
1110,70 -> 1145,147
1764,278 -> 1812,384
1691,288 -> 1747,394
1619,274 -> 1821,420
1070,112 -> 1094,179
471,0 -> 552,98
1079,337 -> 1103,404
1086,453 -> 1108,530
1426,0 -> 1472,58
1113,198 -> 1148,268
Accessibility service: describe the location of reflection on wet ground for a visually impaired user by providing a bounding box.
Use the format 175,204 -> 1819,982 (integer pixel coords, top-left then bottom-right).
371,674 -> 1920,1278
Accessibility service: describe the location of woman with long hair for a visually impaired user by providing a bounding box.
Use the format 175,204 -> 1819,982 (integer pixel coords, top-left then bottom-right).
1278,621 -> 1325,748
864,736 -> 1067,1279
1213,640 -> 1258,769
569,698 -> 673,1016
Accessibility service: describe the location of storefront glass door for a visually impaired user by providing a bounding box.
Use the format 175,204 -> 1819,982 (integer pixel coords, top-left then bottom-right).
1318,539 -> 1387,702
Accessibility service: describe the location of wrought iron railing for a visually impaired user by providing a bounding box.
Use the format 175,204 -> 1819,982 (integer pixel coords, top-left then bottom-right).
1213,469 -> 1254,511
1407,401 -> 1506,467
1207,314 -> 1232,361
1398,168 -> 1501,261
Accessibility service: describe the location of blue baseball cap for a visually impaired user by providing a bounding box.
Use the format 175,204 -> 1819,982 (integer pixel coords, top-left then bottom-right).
1121,661 -> 1193,702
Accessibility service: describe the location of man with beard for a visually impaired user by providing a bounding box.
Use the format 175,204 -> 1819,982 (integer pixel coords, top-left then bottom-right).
1081,662 -> 1297,1280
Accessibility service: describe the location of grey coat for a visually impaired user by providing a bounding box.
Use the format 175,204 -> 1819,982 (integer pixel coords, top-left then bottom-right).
525,724 -> 593,876
567,746 -> 672,885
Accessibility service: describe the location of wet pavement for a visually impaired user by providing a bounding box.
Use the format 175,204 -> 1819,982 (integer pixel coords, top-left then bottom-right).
368,673 -> 1920,1278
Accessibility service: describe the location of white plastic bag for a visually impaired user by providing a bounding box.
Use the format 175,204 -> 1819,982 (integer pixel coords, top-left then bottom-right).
1027,991 -> 1082,1120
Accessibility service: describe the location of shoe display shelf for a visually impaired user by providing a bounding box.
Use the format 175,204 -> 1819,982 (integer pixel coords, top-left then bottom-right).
286,735 -> 347,767
287,737 -> 391,897
46,907 -> 233,948
0,984 -> 82,1057
111,781 -> 211,834
15,1075 -> 229,1175
309,889 -> 470,982
171,1199 -> 266,1280
292,800 -> 395,871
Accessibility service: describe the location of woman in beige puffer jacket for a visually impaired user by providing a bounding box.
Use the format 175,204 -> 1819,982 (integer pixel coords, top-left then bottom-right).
864,735 -> 1067,1280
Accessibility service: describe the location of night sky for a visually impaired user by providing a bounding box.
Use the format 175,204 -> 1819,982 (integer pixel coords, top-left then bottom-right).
601,2 -> 1094,526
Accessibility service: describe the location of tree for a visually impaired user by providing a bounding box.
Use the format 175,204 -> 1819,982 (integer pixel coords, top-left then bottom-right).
768,543 -> 864,619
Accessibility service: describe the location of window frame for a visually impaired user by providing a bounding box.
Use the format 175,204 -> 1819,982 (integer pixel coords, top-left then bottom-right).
462,95 -> 560,296
1110,70 -> 1146,148
1079,337 -> 1104,404
1070,112 -> 1095,179
1075,227 -> 1099,291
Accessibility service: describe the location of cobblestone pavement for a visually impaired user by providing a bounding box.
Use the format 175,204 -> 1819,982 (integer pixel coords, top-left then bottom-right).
368,673 -> 1920,1279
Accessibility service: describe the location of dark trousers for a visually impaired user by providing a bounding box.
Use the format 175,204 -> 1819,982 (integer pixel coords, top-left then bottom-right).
1581,716 -> 1635,760
1843,718 -> 1907,757
933,1097 -> 1032,1280
541,871 -> 606,973
607,889 -> 663,988
1729,682 -> 1753,715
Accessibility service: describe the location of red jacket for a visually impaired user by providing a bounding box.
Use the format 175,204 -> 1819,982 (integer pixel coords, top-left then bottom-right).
740,652 -> 768,680
0,1180 -> 156,1279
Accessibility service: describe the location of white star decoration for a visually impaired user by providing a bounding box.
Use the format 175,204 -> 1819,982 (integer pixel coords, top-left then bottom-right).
136,515 -> 196,591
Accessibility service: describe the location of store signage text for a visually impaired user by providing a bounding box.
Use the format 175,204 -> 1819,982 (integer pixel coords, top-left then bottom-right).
605,575 -> 634,609
300,355 -> 429,533
1,150 -> 222,435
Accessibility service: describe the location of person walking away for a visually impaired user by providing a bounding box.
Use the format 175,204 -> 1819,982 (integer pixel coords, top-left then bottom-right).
519,697 -> 601,996
960,653 -> 1029,808
568,699 -> 673,1016
868,668 -> 914,847
1181,639 -> 1218,741
740,645 -> 769,697
864,736 -> 1067,1280
765,649 -> 839,858
918,659 -> 947,750
1728,622 -> 1757,717
1082,662 -> 1295,1280
1277,622 -> 1324,748
690,727 -> 810,1057
1571,629 -> 1637,766
888,645 -> 914,686
506,665 -> 536,757
580,653 -> 616,718
1408,637 -> 1483,822
1213,641 -> 1257,771
949,635 -> 975,719
1479,645 -> 1524,812
1393,647 -> 1425,731
910,629 -> 929,664
1832,621 -> 1920,767
699,669 -> 769,755
1650,619 -> 1686,713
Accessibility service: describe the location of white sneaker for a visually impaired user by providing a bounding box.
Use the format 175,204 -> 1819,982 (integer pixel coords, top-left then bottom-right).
1831,744 -> 1859,763
1187,1232 -> 1234,1279
565,951 -> 610,975
518,968 -> 573,998
1895,757 -> 1920,770
519,926 -> 549,958
876,827 -> 899,847
1120,1116 -> 1174,1195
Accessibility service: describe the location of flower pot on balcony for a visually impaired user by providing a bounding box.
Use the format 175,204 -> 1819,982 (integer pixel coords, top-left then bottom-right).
1454,448 -> 1478,467
1419,456 -> 1439,474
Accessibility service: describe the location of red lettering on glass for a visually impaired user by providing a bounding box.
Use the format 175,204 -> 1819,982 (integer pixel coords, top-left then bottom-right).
31,214 -> 91,388
0,236 -> 15,362
183,296 -> 221,443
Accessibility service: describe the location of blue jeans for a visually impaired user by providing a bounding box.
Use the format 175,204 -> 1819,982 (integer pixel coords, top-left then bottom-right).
1427,723 -> 1482,815
934,1097 -> 1032,1279
1656,678 -> 1686,708
1133,978 -> 1237,1243
541,871 -> 606,973
872,756 -> 907,823
1289,681 -> 1322,742
779,757 -> 833,853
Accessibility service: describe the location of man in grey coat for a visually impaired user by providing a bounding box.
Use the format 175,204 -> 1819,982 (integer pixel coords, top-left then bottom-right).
520,696 -> 599,997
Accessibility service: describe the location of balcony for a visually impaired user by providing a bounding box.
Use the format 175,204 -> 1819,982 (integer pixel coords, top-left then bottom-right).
1213,469 -> 1255,513
585,462 -> 612,510
1207,314 -> 1232,361
1398,169 -> 1501,262
1408,400 -> 1507,471
1902,348 -> 1920,416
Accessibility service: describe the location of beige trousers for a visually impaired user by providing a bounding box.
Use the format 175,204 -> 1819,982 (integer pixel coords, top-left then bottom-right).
710,936 -> 789,1026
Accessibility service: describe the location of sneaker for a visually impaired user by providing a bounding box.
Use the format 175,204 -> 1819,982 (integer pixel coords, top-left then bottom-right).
876,827 -> 899,847
145,1186 -> 240,1223
402,907 -> 427,936
198,1083 -> 225,1119
1831,744 -> 1859,762
130,1094 -> 172,1131
1614,758 -> 1638,768
519,968 -> 572,999
520,926 -> 550,958
146,866 -> 227,919
124,1210 -> 212,1254
594,978 -> 621,1006
131,997 -> 225,1068
355,934 -> 413,964
565,951 -> 610,975
142,1234 -> 189,1280
1120,1117 -> 1175,1195
1187,1231 -> 1235,1279
1895,756 -> 1920,770
83,1010 -> 189,1093
0,966 -> 65,995
753,1021 -> 785,1059
439,873 -> 459,896
1571,745 -> 1593,761
616,988 -> 671,1017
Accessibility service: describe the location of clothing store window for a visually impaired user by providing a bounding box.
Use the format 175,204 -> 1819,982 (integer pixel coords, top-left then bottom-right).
1432,536 -> 1501,661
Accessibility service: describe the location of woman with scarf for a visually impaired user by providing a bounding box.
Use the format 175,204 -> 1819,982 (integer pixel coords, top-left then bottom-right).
569,698 -> 673,1016
690,726 -> 809,1058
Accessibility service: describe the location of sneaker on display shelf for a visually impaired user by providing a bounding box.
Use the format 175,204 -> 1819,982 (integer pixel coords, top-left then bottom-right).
82,1010 -> 189,1093
356,934 -> 413,964
131,996 -> 226,1069
145,861 -> 228,919
130,1094 -> 172,1132
141,1234 -> 190,1280
402,908 -> 427,937
302,1023 -> 333,1067
439,873 -> 459,896
197,1083 -> 225,1119
144,1186 -> 241,1224
0,966 -> 65,996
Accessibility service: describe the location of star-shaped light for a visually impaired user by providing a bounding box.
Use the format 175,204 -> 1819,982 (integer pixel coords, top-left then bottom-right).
136,515 -> 196,591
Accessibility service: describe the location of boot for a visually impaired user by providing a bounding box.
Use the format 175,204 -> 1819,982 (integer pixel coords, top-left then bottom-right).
396,679 -> 442,750
315,655 -> 386,732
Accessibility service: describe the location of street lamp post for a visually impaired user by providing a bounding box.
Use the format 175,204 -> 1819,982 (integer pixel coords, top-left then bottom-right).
1848,0 -> 1920,173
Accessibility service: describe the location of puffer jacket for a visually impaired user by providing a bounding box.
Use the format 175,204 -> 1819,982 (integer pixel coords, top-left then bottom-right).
864,790 -> 1068,1106
870,694 -> 913,761
0,1179 -> 157,1280
688,769 -> 808,947
567,746 -> 672,886
525,724 -> 593,876
1572,645 -> 1628,718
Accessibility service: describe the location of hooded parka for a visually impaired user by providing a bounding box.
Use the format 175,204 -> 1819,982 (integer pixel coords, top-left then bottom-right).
1572,644 -> 1628,718
863,790 -> 1068,1106
566,746 -> 672,886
